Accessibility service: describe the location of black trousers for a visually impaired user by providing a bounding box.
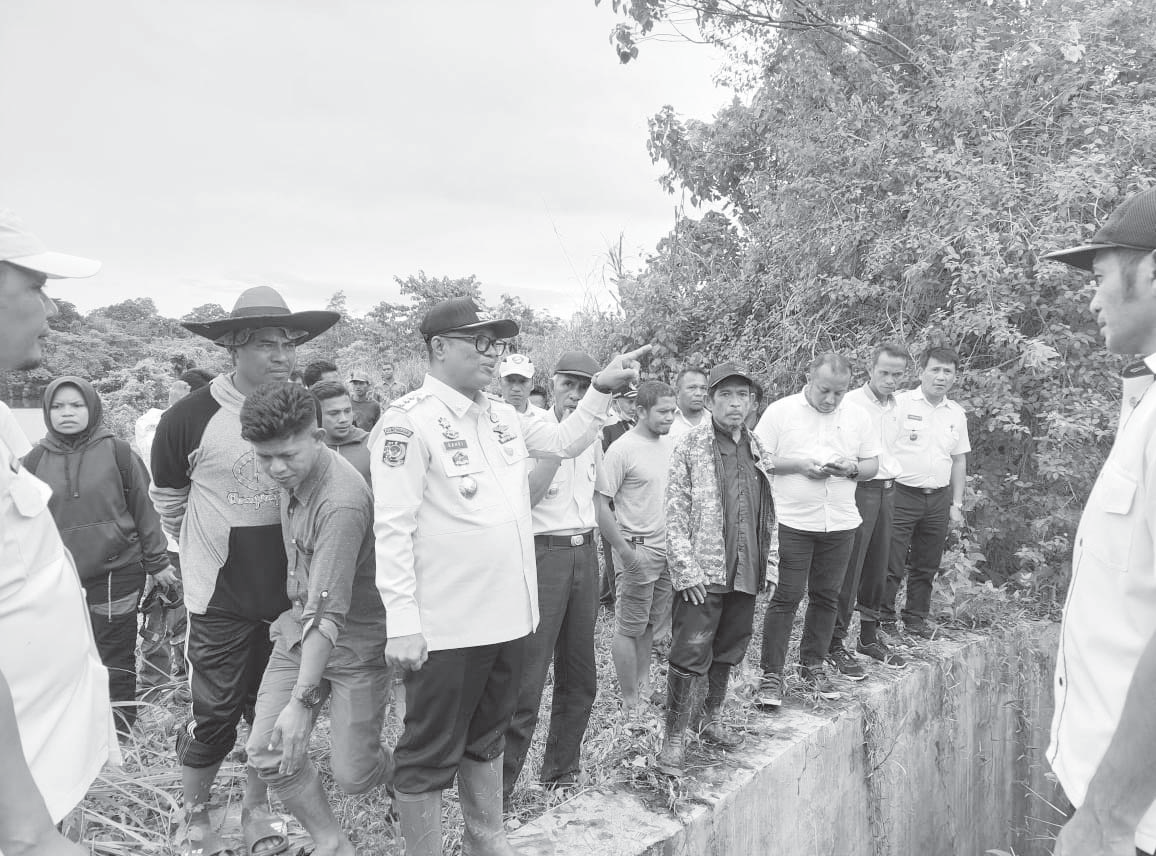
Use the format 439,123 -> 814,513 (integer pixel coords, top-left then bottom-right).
882,485 -> 950,622
832,484 -> 894,647
395,637 -> 526,794
760,525 -> 856,672
669,590 -> 756,677
90,602 -> 140,732
179,611 -> 272,768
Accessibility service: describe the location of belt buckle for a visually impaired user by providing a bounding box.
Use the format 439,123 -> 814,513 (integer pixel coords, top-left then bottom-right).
570,534 -> 585,547
883,479 -> 894,489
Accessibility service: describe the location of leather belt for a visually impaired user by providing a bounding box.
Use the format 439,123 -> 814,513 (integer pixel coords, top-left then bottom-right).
536,530 -> 595,548
896,483 -> 948,495
858,479 -> 894,489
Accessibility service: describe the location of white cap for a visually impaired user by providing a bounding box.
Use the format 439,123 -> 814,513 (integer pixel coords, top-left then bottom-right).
499,353 -> 535,379
0,210 -> 101,279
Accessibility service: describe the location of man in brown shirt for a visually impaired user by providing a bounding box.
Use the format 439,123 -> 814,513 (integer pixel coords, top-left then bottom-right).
240,383 -> 391,856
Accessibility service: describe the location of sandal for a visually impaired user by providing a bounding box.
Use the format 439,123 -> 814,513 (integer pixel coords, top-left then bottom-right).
241,806 -> 289,856
184,822 -> 239,856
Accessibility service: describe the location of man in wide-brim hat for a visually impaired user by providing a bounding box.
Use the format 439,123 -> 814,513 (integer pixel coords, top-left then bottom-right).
151,286 -> 337,856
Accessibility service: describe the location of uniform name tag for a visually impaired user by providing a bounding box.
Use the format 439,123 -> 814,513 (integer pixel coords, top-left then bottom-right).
443,439 -> 467,450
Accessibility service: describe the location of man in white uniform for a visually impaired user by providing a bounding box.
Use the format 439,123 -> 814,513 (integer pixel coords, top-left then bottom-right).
372,296 -> 644,856
504,352 -> 604,799
0,210 -> 111,856
1044,186 -> 1156,856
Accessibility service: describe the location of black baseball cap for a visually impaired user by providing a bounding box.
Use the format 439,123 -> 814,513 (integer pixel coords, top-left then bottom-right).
1043,186 -> 1156,272
707,362 -> 755,390
554,351 -> 599,379
419,296 -> 519,340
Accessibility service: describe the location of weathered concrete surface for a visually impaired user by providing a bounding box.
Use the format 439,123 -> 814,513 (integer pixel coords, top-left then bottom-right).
511,623 -> 1062,856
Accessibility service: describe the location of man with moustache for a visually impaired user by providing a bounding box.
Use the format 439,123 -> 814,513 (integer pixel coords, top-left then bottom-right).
312,381 -> 371,484
754,354 -> 879,705
658,364 -> 776,776
0,210 -> 111,856
372,297 -> 645,855
504,351 -> 605,800
151,286 -> 339,856
880,347 -> 970,640
828,344 -> 912,675
596,381 -> 677,719
1042,186 -> 1156,856
668,367 -> 709,440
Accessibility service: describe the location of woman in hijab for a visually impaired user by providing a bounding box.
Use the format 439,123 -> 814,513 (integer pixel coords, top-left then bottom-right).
24,377 -> 176,733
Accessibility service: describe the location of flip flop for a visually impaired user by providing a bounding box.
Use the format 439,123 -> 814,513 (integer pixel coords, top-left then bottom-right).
241,806 -> 289,856
184,823 -> 240,856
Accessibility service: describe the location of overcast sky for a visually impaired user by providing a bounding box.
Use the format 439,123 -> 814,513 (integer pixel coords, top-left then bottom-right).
1,1 -> 730,321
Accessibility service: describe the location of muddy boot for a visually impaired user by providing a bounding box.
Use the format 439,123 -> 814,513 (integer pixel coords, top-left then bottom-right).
699,662 -> 744,748
459,756 -> 521,855
395,789 -> 443,856
655,665 -> 696,776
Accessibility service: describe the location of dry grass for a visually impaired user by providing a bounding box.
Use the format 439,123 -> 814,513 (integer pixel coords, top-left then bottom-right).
75,571 -> 1019,855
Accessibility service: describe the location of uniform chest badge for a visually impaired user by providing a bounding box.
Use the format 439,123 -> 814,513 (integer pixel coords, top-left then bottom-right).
452,450 -> 470,468
459,476 -> 478,498
438,417 -> 460,440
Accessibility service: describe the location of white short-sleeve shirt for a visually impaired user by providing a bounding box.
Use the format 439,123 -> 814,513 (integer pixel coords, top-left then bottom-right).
754,391 -> 878,533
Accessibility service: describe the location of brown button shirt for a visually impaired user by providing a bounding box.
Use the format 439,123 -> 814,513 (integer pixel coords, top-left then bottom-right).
273,447 -> 386,662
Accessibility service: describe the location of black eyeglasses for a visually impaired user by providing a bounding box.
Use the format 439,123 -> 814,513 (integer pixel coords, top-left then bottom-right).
438,334 -> 512,356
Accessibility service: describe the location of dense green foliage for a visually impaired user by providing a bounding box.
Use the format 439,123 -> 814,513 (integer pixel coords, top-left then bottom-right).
592,0 -> 1156,594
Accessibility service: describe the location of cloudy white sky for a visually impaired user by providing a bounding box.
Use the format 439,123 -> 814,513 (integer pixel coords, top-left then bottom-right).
1,1 -> 731,321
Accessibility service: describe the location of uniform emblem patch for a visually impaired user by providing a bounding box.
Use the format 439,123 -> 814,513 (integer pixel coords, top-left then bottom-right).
452,450 -> 470,467
382,439 -> 408,467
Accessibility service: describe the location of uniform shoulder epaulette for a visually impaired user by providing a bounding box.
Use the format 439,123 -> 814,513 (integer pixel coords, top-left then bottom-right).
388,390 -> 431,413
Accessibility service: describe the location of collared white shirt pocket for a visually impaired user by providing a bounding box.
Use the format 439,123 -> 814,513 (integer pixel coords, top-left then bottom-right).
1083,462 -> 1138,573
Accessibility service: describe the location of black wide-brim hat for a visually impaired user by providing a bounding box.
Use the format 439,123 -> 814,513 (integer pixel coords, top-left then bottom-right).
182,285 -> 341,346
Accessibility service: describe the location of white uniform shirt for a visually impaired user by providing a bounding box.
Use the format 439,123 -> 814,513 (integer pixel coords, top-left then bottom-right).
843,384 -> 902,480
530,407 -> 602,535
0,403 -> 117,822
754,390 -> 878,533
1049,353 -> 1156,852
371,375 -> 609,651
668,407 -> 707,441
891,388 -> 971,488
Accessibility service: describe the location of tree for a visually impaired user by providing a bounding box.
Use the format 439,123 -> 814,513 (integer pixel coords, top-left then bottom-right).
182,303 -> 227,323
588,0 -> 1156,592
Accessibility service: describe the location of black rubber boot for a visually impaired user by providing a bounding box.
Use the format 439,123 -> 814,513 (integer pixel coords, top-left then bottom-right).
699,662 -> 744,748
656,665 -> 696,776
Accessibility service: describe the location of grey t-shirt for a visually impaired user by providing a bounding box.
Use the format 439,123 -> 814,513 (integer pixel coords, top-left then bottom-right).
596,429 -> 673,550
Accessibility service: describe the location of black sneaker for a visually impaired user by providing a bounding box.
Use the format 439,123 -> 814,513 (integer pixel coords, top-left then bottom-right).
827,646 -> 867,680
857,639 -> 907,668
799,663 -> 842,700
755,671 -> 784,708
904,619 -> 936,640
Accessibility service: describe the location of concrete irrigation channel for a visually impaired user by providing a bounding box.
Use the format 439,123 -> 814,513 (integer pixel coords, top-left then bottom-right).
510,623 -> 1062,856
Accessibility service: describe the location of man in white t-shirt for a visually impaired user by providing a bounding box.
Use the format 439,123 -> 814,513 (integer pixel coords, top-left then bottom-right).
596,380 -> 677,718
0,210 -> 111,856
753,353 -> 879,704
1043,186 -> 1156,856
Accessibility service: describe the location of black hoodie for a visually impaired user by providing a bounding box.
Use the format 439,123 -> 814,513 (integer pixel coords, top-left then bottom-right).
26,377 -> 168,605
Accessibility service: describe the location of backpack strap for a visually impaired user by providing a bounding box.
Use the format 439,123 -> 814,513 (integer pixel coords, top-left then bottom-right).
111,438 -> 134,507
22,443 -> 45,475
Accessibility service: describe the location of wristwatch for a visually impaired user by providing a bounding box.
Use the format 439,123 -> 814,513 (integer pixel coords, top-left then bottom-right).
291,683 -> 322,708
